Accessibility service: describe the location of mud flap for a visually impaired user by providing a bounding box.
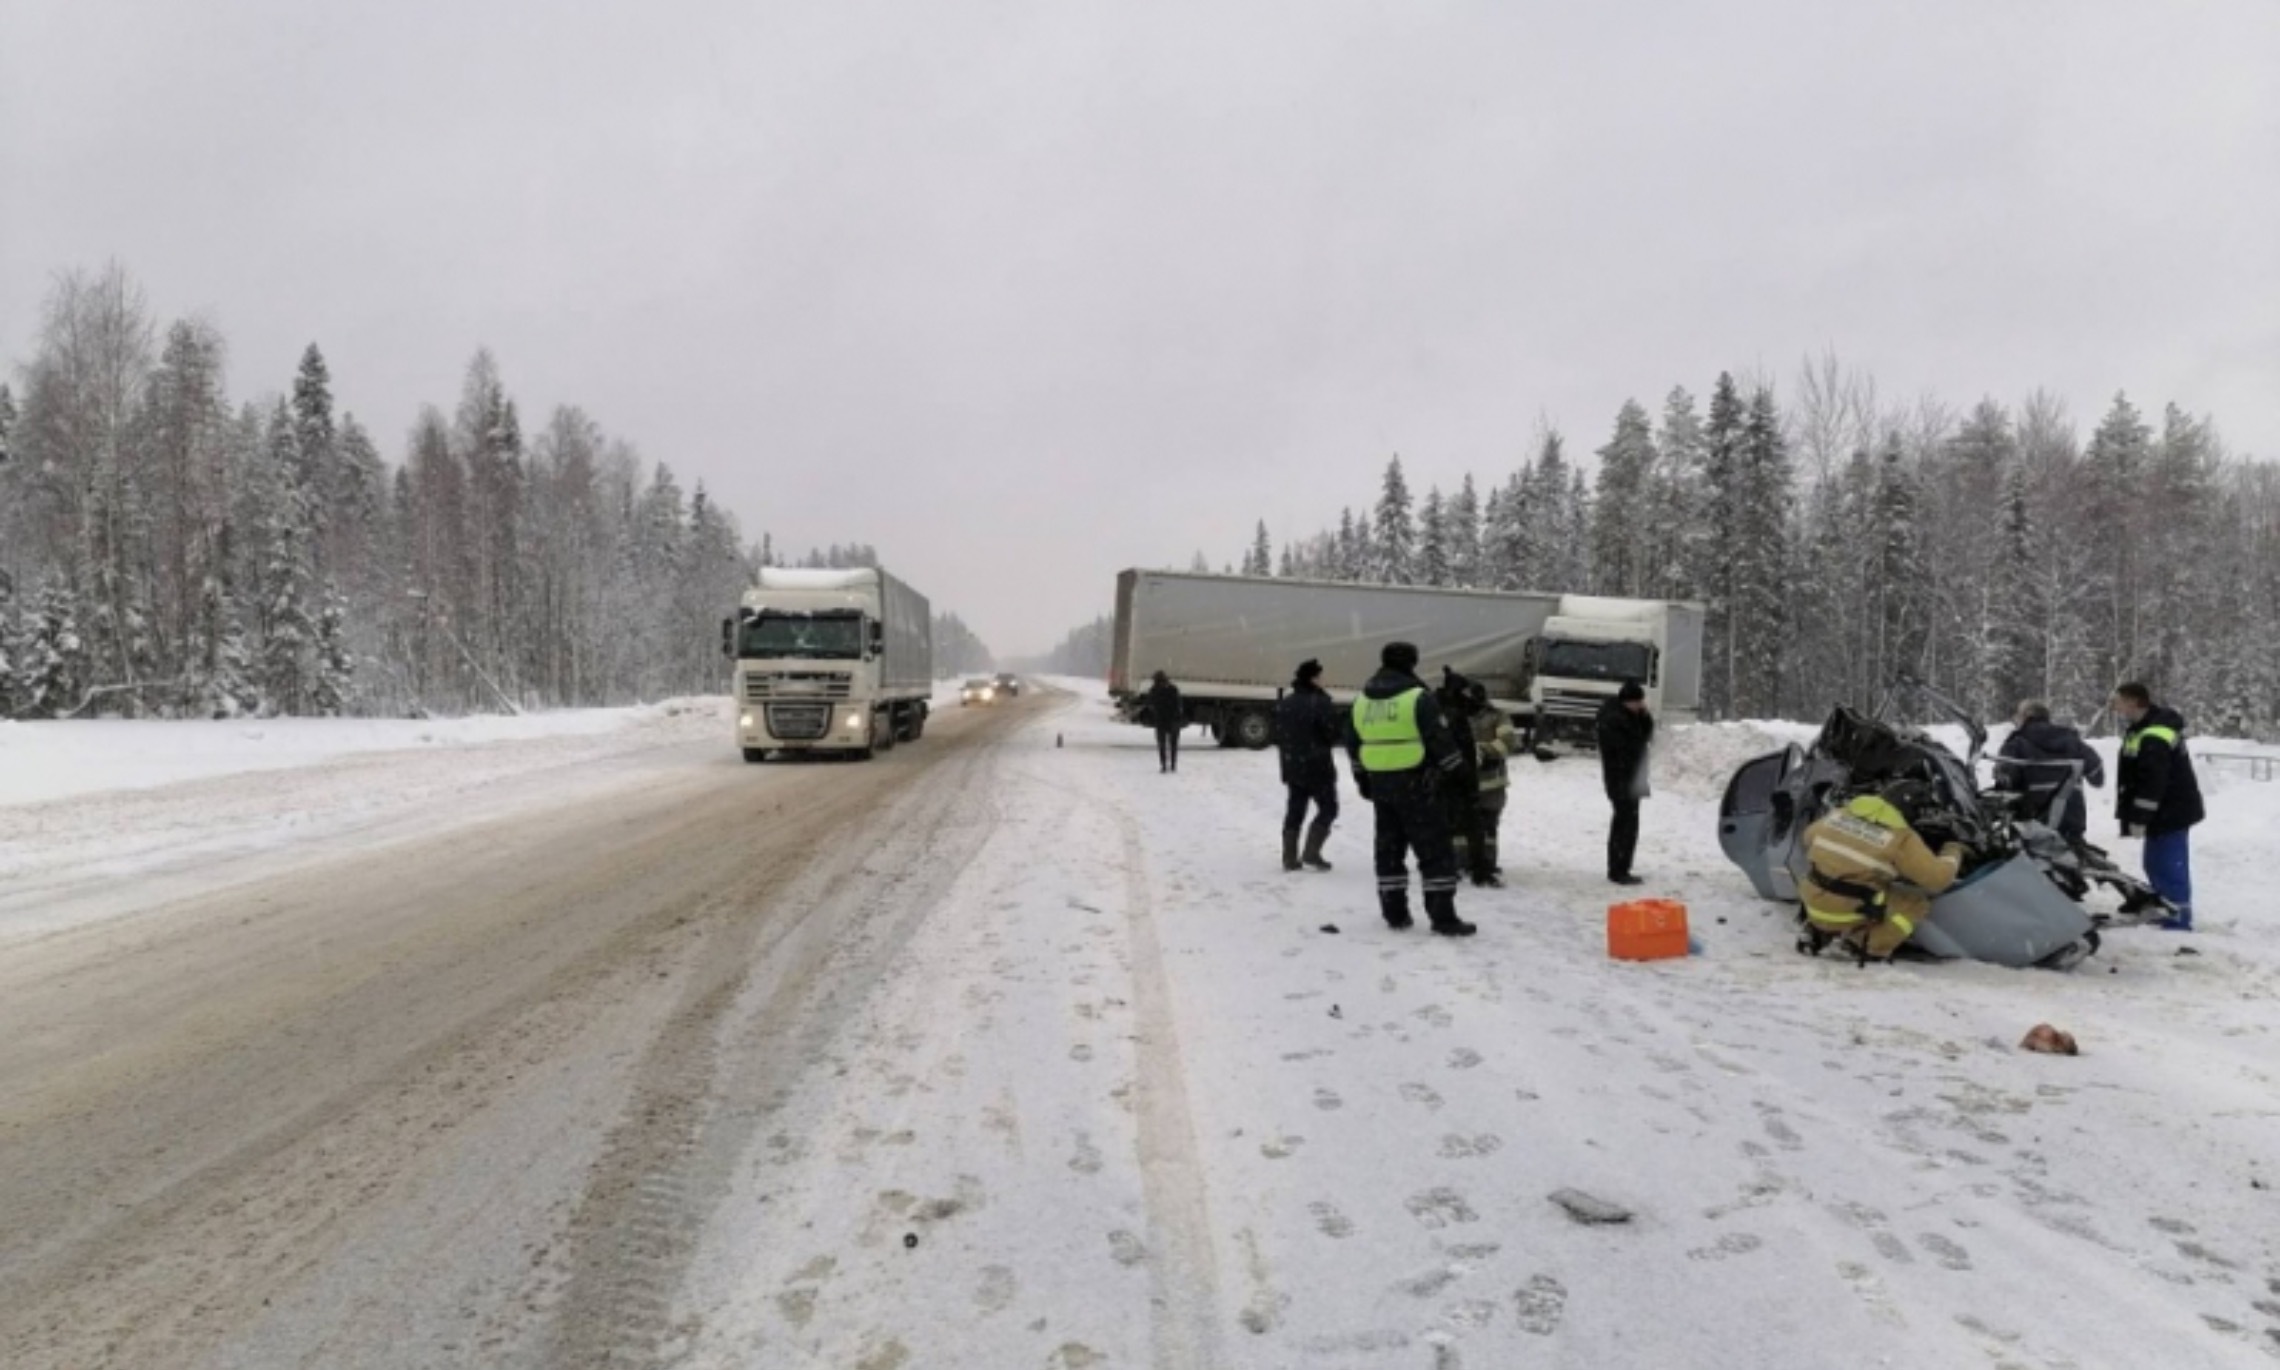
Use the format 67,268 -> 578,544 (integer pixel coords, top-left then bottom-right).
1909,856 -> 2097,969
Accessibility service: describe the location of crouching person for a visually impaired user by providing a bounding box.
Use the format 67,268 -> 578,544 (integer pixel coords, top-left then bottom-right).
1800,779 -> 1965,962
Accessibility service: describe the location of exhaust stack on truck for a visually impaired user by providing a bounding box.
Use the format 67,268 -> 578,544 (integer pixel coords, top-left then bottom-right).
722,568 -> 933,762
1107,569 -> 1702,749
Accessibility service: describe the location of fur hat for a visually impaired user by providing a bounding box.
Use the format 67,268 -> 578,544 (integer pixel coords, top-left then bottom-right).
1295,659 -> 1324,683
1617,679 -> 1646,703
1381,641 -> 1421,672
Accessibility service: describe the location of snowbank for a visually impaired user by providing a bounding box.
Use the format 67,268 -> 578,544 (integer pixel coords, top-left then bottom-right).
0,699 -> 722,808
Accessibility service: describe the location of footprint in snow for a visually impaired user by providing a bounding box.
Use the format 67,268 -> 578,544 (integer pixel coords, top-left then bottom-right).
1513,1275 -> 1568,1335
1685,1232 -> 1765,1262
1106,1230 -> 1147,1267
1917,1233 -> 1973,1271
1260,1135 -> 1304,1160
1399,1082 -> 1445,1110
1313,1088 -> 1344,1111
1308,1201 -> 1354,1239
1405,1189 -> 1479,1230
1438,1134 -> 1503,1159
1447,1048 -> 1483,1070
1067,1133 -> 1103,1175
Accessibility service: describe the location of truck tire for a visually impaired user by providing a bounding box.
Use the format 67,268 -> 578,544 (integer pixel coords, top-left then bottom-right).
874,710 -> 897,753
1228,708 -> 1274,751
742,747 -> 768,764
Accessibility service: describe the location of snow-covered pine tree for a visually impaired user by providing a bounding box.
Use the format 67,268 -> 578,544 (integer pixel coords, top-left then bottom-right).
1590,400 -> 1655,596
2083,392 -> 2151,688
21,579 -> 88,718
310,586 -> 353,715
2147,403 -> 2214,700
1372,456 -> 1416,585
1276,546 -> 1295,578
256,400 -> 315,714
1988,459 -> 2045,709
1699,374 -> 1746,716
1730,387 -> 1794,717
1446,474 -> 1481,588
1249,521 -> 1272,577
292,344 -> 337,566
1417,488 -> 1450,587
1869,434 -> 1928,710
1335,509 -> 1360,582
1483,478 -> 1525,591
1646,386 -> 1705,601
0,571 -> 17,714
0,383 -> 15,466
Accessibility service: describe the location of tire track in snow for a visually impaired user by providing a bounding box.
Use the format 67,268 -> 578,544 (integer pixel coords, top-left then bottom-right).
1108,800 -> 1234,1369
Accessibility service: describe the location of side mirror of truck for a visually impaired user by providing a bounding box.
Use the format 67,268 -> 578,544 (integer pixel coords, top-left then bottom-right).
870,621 -> 886,658
720,617 -> 735,658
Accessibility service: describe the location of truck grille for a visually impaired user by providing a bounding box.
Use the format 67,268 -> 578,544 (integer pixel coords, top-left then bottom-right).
1542,688 -> 1607,717
765,702 -> 833,741
744,672 -> 853,703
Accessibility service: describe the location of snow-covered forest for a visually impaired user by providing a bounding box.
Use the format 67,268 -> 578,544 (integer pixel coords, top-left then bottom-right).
0,264 -> 986,718
1197,361 -> 2276,736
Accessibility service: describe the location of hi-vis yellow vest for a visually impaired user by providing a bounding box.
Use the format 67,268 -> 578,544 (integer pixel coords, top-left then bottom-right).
1353,689 -> 1426,772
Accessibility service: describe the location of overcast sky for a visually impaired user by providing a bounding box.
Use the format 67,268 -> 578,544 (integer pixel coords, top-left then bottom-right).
6,1 -> 2276,655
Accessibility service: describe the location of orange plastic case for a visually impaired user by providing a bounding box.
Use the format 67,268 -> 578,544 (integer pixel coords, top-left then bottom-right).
1607,899 -> 1689,961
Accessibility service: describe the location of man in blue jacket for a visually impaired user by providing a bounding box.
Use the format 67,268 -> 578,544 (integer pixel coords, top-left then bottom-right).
2112,681 -> 2204,931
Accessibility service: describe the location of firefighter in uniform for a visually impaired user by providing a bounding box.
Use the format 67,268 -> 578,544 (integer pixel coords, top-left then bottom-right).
1460,678 -> 1517,887
1347,643 -> 1477,936
1799,778 -> 1965,962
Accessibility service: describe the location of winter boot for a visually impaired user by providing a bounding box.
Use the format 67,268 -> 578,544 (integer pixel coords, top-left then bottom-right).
1301,820 -> 1334,872
1470,870 -> 1504,889
1425,889 -> 1477,937
1282,829 -> 1303,873
1380,890 -> 1415,930
2157,907 -> 2195,932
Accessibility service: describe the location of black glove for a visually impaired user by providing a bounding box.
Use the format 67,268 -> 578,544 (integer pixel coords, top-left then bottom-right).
1354,771 -> 1374,802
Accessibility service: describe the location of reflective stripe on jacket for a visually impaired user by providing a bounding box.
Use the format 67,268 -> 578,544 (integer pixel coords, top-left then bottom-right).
1800,794 -> 1963,940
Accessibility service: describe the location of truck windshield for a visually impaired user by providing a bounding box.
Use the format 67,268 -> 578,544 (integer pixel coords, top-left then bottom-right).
1540,639 -> 1652,682
740,613 -> 863,659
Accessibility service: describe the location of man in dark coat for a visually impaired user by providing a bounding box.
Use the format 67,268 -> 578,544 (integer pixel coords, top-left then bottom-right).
1595,680 -> 1654,886
1147,670 -> 1184,774
1435,669 -> 1488,884
2112,681 -> 2205,931
1273,659 -> 1341,871
1345,643 -> 1476,936
1996,699 -> 2104,843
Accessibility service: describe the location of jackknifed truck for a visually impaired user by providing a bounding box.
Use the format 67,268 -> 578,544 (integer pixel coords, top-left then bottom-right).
722,568 -> 933,762
1107,569 -> 1703,749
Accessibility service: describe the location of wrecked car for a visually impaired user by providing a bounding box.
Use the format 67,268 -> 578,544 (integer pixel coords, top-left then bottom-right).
1717,678 -> 2176,971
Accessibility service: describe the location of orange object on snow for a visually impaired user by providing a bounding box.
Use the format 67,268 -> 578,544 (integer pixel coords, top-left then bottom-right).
1607,898 -> 1689,961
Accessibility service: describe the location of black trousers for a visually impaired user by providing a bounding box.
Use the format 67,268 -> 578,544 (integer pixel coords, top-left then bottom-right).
1445,789 -> 1486,878
1156,727 -> 1181,771
1284,776 -> 1339,832
1607,795 -> 1641,878
1373,779 -> 1460,915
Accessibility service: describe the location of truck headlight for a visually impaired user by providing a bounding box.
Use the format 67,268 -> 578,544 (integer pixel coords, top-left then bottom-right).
740,713 -> 753,728
845,713 -> 864,731
982,688 -> 995,700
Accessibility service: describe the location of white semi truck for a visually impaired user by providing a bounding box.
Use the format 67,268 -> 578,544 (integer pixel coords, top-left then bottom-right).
721,568 -> 934,762
1107,570 -> 1703,749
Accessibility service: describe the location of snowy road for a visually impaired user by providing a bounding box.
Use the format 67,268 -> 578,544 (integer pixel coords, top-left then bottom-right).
2,686 -> 2276,1369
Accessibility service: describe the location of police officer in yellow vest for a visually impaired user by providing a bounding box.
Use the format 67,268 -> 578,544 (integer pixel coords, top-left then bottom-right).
1799,779 -> 1964,961
1345,642 -> 1477,936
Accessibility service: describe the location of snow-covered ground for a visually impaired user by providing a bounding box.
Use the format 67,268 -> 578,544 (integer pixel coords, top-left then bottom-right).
3,681 -> 2274,1366
692,682 -> 2278,1367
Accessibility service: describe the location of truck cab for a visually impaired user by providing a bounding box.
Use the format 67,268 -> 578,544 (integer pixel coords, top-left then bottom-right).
1518,597 -> 1704,744
723,569 -> 932,763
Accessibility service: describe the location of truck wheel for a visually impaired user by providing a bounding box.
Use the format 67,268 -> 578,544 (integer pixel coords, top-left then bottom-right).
875,711 -> 897,752
1229,709 -> 1274,751
742,747 -> 768,764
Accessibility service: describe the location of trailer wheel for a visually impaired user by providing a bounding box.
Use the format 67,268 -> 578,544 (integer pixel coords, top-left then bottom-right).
1228,708 -> 1274,751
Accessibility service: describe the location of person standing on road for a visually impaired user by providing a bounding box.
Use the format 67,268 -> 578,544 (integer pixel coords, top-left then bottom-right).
1435,670 -> 1487,886
1273,659 -> 1341,872
2112,681 -> 2204,931
1346,643 -> 1476,936
1466,679 -> 1519,887
1148,670 -> 1185,774
1596,680 -> 1654,886
1996,699 -> 2104,844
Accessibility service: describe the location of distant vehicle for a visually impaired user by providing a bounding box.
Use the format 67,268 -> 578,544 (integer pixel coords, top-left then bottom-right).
961,678 -> 999,707
993,672 -> 1023,698
721,568 -> 932,763
1106,570 -> 1703,751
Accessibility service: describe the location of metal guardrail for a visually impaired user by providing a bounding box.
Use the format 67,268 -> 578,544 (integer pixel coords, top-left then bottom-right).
2197,751 -> 2277,782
